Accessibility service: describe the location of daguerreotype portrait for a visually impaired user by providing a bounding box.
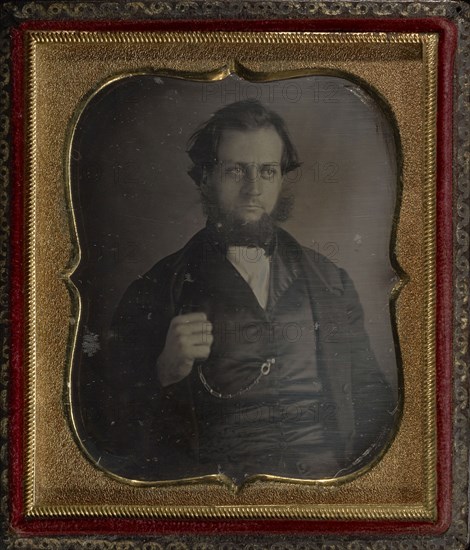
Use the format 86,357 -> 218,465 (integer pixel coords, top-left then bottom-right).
5,14 -> 466,547
71,76 -> 400,485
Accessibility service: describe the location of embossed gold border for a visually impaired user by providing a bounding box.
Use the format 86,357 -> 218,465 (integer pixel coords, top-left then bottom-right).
23,30 -> 438,520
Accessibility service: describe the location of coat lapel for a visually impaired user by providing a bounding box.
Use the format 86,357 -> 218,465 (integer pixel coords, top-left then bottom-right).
267,242 -> 300,311
276,228 -> 355,449
186,238 -> 269,318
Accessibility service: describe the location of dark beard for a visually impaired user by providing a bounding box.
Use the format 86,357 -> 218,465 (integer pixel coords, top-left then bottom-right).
207,211 -> 276,251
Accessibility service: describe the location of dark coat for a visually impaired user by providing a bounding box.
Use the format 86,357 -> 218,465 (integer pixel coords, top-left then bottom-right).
82,227 -> 398,482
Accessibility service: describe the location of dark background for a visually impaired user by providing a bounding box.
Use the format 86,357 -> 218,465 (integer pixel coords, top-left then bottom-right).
70,74 -> 399,390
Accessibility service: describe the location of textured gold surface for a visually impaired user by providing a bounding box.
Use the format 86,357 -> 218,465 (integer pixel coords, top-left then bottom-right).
24,31 -> 437,519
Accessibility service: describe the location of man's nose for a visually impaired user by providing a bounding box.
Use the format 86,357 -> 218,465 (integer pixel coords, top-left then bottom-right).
242,165 -> 262,194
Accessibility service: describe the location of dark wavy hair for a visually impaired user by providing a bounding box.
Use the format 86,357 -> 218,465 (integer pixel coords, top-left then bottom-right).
186,99 -> 301,222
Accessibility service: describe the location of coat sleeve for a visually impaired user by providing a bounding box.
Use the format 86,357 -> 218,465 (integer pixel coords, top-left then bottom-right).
83,270 -> 197,480
295,237 -> 399,474
339,267 -> 400,469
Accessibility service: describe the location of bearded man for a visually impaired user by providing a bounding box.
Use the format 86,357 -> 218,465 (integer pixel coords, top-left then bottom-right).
93,99 -> 397,484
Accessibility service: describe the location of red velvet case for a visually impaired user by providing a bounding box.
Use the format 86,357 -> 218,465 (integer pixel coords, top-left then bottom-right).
8,15 -> 456,539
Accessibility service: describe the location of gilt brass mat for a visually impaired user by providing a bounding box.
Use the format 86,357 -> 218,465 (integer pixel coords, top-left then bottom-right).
23,31 -> 437,520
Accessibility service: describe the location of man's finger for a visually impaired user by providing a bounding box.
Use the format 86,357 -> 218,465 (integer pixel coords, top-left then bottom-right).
175,321 -> 212,337
173,312 -> 207,324
197,333 -> 214,346
192,344 -> 212,359
183,333 -> 213,348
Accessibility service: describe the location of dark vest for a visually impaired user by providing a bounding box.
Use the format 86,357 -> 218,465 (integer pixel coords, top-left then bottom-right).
176,242 -> 339,482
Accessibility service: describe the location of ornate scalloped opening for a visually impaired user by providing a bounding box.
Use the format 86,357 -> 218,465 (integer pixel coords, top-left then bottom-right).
68,73 -> 402,488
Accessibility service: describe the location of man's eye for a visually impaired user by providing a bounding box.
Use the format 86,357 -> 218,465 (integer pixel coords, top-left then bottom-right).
225,166 -> 244,177
261,166 -> 278,179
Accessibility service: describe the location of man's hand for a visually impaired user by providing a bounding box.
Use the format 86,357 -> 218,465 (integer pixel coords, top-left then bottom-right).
157,312 -> 213,387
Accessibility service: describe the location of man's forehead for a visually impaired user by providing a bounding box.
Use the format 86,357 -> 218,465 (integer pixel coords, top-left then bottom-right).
216,127 -> 284,161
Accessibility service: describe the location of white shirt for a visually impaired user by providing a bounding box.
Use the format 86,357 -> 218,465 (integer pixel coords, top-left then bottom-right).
226,246 -> 271,309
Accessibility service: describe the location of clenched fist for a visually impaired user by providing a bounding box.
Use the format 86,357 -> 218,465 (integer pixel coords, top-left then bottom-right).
157,312 -> 213,387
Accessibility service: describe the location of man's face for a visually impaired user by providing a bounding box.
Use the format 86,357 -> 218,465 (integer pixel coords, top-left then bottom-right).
207,127 -> 284,224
